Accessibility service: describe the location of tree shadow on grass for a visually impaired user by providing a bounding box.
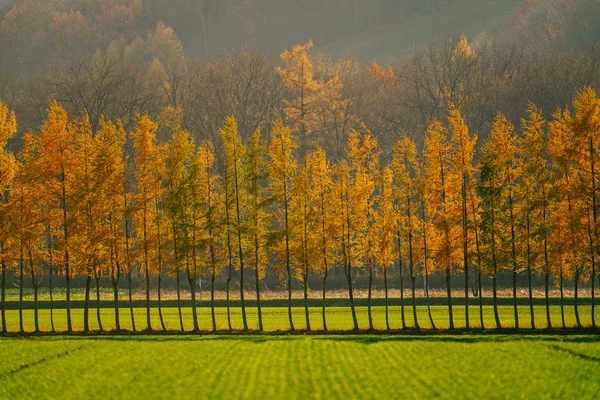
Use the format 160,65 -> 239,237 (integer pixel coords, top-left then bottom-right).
1,330 -> 598,345
314,335 -> 600,345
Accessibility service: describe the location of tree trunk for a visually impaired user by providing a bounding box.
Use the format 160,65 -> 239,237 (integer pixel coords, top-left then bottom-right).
255,265 -> 263,332
320,189 -> 329,332
367,262 -> 373,331
156,204 -> 167,333
128,272 -> 136,332
509,193 -> 519,329
112,277 -> 120,333
512,267 -> 518,329
304,265 -> 310,331
84,274 -> 91,333
411,275 -> 418,330
31,266 -> 39,333
33,282 -> 39,333
559,269 -> 566,329
61,175 -> 72,334
593,264 -> 597,328
158,274 -> 166,332
526,212 -> 535,329
545,272 -> 551,329
407,224 -> 418,330
125,193 -> 134,333
225,181 -> 234,332
384,268 -> 390,331
478,271 -> 484,329
542,187 -> 552,329
422,209 -> 436,330
322,267 -> 328,332
188,272 -> 199,332
343,179 -> 358,331
176,270 -> 184,332
19,248 -> 23,334
49,257 -> 55,333
399,247 -> 406,330
145,261 -> 151,331
462,173 -> 469,330
1,260 -> 5,333
232,146 -> 248,332
286,263 -> 294,331
240,264 -> 248,331
207,159 -> 218,333
345,265 -> 359,331
211,266 -> 217,332
66,259 -> 72,332
489,185 -> 501,329
492,265 -> 501,329
143,199 -> 152,332
172,224 -> 184,332
226,264 -> 232,331
527,262 -> 534,329
425,266 -> 435,330
470,190 -> 484,330
574,267 -> 581,328
95,275 -> 103,332
446,273 -> 454,330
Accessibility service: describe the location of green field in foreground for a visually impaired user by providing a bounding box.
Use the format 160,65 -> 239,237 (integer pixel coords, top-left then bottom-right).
0,335 -> 599,399
2,305 -> 598,333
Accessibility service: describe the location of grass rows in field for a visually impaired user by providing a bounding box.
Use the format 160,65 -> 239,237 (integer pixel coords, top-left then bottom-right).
0,334 -> 599,399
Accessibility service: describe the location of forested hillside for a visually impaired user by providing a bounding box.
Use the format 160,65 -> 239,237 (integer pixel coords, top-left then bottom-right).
0,0 -> 598,140
0,0 -> 485,66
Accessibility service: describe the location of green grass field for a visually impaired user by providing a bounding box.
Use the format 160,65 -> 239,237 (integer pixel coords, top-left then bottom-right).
1,334 -> 599,399
2,306 -> 599,399
2,305 -> 598,333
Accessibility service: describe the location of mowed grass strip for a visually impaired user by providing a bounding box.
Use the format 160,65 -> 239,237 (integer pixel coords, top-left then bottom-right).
0,335 -> 599,399
1,305 -> 598,333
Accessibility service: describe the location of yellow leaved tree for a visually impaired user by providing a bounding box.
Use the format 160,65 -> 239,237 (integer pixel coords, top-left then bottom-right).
269,117 -> 298,331
0,101 -> 17,332
570,88 -> 600,328
392,134 -> 420,330
131,114 -> 162,331
36,101 -> 79,333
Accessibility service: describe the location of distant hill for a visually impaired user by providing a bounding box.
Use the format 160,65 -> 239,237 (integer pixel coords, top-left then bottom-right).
0,0 -> 526,74
318,0 -> 524,62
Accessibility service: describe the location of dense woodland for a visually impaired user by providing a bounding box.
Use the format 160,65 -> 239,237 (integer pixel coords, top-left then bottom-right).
1,0 -> 600,333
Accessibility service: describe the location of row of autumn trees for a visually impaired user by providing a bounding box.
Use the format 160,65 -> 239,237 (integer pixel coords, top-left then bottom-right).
1,86 -> 600,334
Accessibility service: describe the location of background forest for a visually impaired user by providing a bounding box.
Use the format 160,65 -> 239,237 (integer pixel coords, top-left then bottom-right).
0,0 -> 598,140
